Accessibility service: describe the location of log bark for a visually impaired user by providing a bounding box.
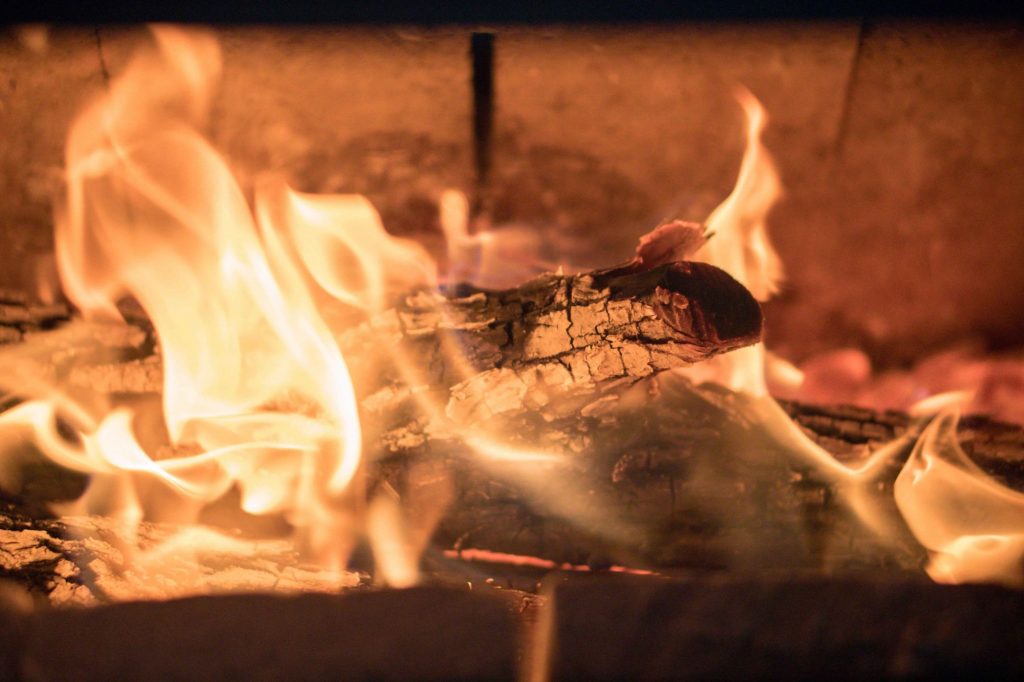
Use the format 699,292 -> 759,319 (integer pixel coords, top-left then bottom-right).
349,258 -> 762,430
0,233 -> 763,442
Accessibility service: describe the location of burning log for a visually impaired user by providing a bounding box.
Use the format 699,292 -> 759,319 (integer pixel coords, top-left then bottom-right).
2,367 -> 1024,596
341,220 -> 763,434
0,506 -> 362,605
382,375 -> 1024,574
7,222 -> 763,430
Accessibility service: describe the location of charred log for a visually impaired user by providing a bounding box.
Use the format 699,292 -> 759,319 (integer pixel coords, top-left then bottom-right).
350,257 -> 762,430
1,377 -> 1023,599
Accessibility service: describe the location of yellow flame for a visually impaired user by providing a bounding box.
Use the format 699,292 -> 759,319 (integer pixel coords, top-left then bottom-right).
32,26 -> 365,581
684,87 -> 782,396
895,409 -> 1024,587
698,87 -> 783,301
263,183 -> 437,313
438,188 -> 551,289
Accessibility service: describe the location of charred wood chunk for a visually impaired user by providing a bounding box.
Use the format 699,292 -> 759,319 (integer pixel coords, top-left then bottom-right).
359,257 -> 763,427
21,588 -> 516,682
536,575 -> 1024,681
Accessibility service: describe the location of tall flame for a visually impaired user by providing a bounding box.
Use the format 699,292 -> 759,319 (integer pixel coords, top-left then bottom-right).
7,26 -> 365,582
697,87 -> 783,302
685,87 -> 782,395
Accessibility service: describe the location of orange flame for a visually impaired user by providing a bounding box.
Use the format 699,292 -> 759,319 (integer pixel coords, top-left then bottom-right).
685,91 -> 1023,587
2,32 -> 1016,595
2,26 -> 364,586
684,87 -> 782,396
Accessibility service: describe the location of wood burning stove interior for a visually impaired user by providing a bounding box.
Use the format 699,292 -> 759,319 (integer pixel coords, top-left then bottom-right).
0,14 -> 1022,681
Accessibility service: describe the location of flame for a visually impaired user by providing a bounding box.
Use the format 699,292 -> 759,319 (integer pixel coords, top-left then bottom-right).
677,90 -> 1024,586
697,87 -> 783,301
0,26 -> 371,588
263,184 -> 437,313
684,87 -> 782,396
2,30 -> 1016,596
439,188 -> 553,289
895,408 -> 1024,587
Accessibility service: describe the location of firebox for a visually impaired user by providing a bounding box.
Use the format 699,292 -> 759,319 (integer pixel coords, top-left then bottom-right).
0,5 -> 1022,681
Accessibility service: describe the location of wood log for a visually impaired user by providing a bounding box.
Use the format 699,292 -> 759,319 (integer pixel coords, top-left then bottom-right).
0,505 -> 362,606
1,221 -> 1021,591
8,588 -> 518,682
1,221 -> 763,442
4,353 -> 1024,587
350,257 -> 762,430
535,575 -> 1024,681
4,373 -> 1020,602
380,373 -> 1024,574
1,375 -> 1023,598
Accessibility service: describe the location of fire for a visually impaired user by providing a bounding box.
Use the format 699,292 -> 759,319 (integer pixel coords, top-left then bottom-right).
0,26 -> 371,592
683,87 -> 782,396
0,27 -> 1019,598
895,408 -> 1024,587
690,89 -> 1024,586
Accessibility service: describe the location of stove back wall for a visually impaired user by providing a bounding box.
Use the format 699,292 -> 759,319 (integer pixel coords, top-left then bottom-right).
1,22 -> 1021,365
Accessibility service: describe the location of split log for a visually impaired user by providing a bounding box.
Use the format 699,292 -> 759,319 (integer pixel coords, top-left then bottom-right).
4,376 -> 1020,600
1,376 -> 1023,597
350,257 -> 762,430
1,221 -> 763,440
